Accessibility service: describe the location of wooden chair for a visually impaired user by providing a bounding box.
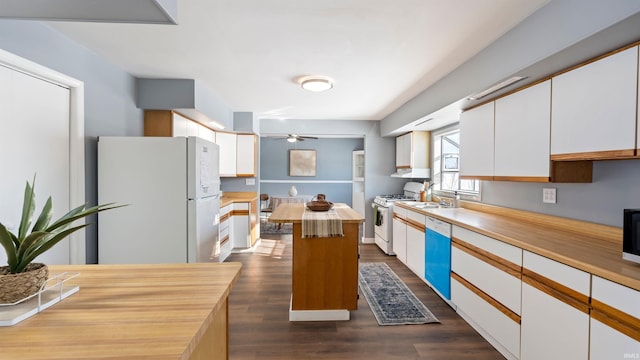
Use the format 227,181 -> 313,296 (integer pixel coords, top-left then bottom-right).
260,193 -> 272,223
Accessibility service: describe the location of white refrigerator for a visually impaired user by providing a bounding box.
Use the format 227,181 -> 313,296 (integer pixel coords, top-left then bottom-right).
97,136 -> 225,264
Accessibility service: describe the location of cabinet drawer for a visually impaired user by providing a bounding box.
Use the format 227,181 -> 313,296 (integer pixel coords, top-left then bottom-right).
452,276 -> 520,359
451,243 -> 521,314
393,206 -> 407,218
452,226 -> 521,265
523,251 -> 589,296
406,209 -> 425,226
591,276 -> 640,349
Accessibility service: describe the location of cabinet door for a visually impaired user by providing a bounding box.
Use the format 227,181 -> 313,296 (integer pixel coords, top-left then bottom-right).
494,80 -> 550,179
521,251 -> 590,360
216,132 -> 237,177
236,134 -> 256,176
231,202 -> 250,248
590,276 -> 640,359
551,46 -> 638,159
172,112 -> 189,137
460,102 -> 494,179
198,125 -> 216,142
392,217 -> 407,263
396,133 -> 411,168
406,221 -> 425,277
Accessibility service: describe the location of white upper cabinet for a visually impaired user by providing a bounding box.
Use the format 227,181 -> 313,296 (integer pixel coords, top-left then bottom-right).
460,102 -> 494,179
216,132 -> 237,177
396,131 -> 429,169
171,112 -> 189,137
551,45 -> 638,159
236,134 -> 257,177
494,80 -> 551,180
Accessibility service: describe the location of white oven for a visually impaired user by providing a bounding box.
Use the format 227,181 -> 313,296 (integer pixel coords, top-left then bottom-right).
372,182 -> 424,255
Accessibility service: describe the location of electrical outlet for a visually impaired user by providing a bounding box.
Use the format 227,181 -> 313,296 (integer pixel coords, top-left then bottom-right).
543,188 -> 556,204
245,178 -> 255,186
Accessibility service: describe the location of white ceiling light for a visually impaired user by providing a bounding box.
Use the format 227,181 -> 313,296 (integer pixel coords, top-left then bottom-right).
300,76 -> 334,92
467,76 -> 527,100
287,136 -> 297,143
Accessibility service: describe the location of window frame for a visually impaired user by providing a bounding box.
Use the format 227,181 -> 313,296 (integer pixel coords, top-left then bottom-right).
431,124 -> 481,202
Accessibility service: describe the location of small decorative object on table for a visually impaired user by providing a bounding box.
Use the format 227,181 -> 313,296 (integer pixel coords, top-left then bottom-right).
0,176 -> 123,304
306,194 -> 333,212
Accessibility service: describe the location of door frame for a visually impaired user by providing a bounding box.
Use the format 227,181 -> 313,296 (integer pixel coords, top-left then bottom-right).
0,48 -> 86,264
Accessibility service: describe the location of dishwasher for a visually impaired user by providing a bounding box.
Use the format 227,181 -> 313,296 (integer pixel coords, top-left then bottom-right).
425,215 -> 453,305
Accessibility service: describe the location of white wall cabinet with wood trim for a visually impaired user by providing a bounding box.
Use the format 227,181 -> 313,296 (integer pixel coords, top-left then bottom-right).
520,251 -> 591,360
392,206 -> 408,264
590,276 -> 640,359
494,80 -> 551,181
459,102 -> 494,179
405,211 -> 426,277
395,131 -> 430,169
216,132 -> 237,177
450,225 -> 522,360
236,134 -> 257,177
550,45 -> 638,160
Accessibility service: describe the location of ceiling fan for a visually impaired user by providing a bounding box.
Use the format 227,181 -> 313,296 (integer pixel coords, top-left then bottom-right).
274,134 -> 319,143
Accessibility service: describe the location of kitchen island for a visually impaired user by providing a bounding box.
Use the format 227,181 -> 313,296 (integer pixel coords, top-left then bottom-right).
0,263 -> 242,360
269,202 -> 364,321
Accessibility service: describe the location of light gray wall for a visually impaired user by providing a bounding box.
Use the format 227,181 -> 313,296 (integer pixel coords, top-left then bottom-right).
260,118 -> 406,238
481,160 -> 640,228
260,137 -> 363,205
0,19 -> 143,263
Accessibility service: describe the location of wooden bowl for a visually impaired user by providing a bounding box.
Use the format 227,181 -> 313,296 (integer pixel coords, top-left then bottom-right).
306,201 -> 334,212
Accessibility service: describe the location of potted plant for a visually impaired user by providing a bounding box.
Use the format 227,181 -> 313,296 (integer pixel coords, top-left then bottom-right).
0,177 -> 122,303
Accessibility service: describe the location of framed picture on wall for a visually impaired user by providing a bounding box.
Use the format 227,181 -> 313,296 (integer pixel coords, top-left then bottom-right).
289,149 -> 317,176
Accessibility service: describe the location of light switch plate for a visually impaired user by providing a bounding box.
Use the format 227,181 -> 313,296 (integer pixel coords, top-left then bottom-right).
246,178 -> 255,185
543,188 -> 556,204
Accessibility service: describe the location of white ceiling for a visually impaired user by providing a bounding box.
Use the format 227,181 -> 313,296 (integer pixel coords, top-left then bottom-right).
47,0 -> 550,122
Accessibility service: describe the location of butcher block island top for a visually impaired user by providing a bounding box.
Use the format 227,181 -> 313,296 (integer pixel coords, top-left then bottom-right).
269,203 -> 364,321
268,202 -> 364,223
0,263 -> 242,360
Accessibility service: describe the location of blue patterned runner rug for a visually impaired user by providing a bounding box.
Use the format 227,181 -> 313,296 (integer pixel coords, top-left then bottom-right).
359,262 -> 440,326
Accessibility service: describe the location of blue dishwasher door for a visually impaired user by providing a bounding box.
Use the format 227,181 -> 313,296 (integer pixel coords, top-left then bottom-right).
425,228 -> 451,299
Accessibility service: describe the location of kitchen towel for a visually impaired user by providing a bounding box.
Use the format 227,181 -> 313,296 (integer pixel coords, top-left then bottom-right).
374,205 -> 382,226
302,209 -> 343,238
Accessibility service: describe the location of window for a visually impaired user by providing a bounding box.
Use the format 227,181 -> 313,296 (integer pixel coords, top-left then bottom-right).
432,125 -> 480,200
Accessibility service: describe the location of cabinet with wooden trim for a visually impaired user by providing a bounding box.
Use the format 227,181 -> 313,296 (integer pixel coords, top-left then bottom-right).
219,203 -> 232,261
144,110 -> 216,141
551,45 -> 638,161
520,250 -> 591,360
450,225 -> 522,360
459,102 -> 494,180
405,210 -> 426,277
395,131 -> 430,169
590,276 -> 640,359
392,206 -> 408,264
229,199 -> 259,249
216,132 -> 257,177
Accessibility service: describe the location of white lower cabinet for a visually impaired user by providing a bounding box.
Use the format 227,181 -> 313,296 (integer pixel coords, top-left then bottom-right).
450,226 -> 522,360
392,207 -> 408,263
405,212 -> 426,277
219,204 -> 232,260
590,276 -> 640,359
451,277 -> 521,360
232,202 -> 250,249
520,251 -> 591,360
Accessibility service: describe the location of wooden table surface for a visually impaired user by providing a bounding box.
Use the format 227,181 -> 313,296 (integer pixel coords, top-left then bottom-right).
269,203 -> 364,224
0,263 -> 242,360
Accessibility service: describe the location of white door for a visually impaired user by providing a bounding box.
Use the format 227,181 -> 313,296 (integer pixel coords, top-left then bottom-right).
0,64 -> 71,265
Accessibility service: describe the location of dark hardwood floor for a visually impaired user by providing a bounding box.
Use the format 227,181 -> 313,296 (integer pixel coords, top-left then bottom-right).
227,232 -> 504,359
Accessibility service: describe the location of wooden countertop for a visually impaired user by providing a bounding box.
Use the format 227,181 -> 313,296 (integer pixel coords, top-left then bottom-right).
220,191 -> 257,207
0,263 -> 242,360
395,201 -> 640,291
269,203 -> 364,224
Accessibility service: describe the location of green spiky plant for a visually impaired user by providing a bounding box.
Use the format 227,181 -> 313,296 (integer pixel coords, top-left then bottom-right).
0,176 -> 123,274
